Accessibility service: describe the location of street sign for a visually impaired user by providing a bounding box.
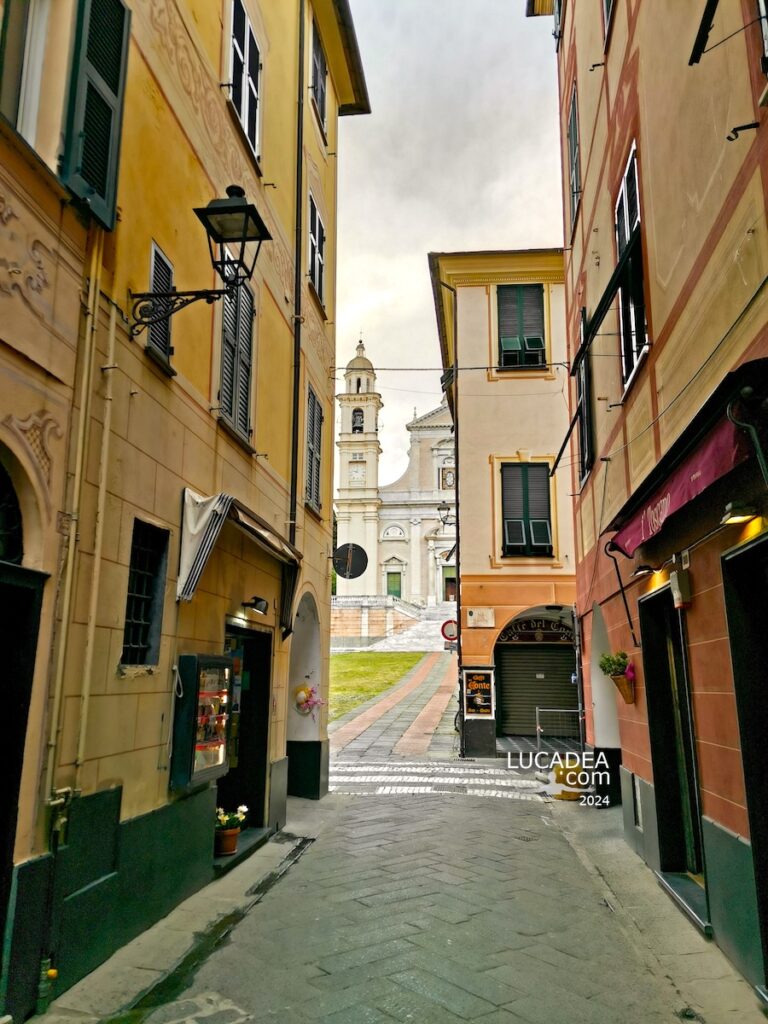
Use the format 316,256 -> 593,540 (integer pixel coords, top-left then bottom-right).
441,619 -> 458,641
332,543 -> 368,580
444,641 -> 458,652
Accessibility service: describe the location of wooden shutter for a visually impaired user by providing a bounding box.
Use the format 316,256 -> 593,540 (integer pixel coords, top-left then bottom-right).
497,286 -> 519,349
62,0 -> 130,229
235,286 -> 253,438
220,290 -> 238,422
312,23 -> 327,124
306,388 -> 323,508
501,463 -> 552,556
148,247 -> 173,359
231,0 -> 246,119
246,28 -> 259,151
568,87 -> 580,222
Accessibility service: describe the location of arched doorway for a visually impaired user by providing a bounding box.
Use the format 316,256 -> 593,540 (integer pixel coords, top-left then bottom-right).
286,593 -> 326,799
0,456 -> 47,965
494,606 -> 579,743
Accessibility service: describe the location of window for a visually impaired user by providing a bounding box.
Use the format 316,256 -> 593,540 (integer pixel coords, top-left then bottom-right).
0,462 -> 23,565
308,194 -> 325,303
351,452 -> 364,461
230,0 -> 261,157
567,84 -> 581,226
614,147 -> 647,384
497,285 -> 546,369
501,463 -> 553,557
576,309 -> 594,481
440,466 -> 456,490
306,386 -> 323,510
351,408 -> 363,433
758,0 -> 768,72
220,283 -> 254,442
60,0 -> 131,230
603,0 -> 615,32
121,519 -> 169,665
553,0 -> 563,47
311,20 -> 327,129
147,244 -> 173,361
0,0 -> 49,142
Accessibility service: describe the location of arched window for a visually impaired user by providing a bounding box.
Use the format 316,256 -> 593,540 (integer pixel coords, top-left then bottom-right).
382,525 -> 405,539
352,408 -> 364,433
356,377 -> 362,393
0,463 -> 23,565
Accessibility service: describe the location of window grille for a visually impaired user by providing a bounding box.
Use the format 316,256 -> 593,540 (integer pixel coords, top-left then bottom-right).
121,520 -> 169,665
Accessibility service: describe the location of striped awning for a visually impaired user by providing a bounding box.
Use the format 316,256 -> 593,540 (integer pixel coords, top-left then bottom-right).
177,489 -> 301,602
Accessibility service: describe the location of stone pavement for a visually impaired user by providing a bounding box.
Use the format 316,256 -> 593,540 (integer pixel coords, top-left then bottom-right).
36,655 -> 767,1024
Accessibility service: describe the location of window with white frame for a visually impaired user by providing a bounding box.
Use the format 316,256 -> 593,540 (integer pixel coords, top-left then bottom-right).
614,146 -> 647,385
603,0 -> 615,33
308,194 -> 325,302
230,0 -> 261,157
567,84 -> 581,227
311,20 -> 327,129
757,0 -> 768,72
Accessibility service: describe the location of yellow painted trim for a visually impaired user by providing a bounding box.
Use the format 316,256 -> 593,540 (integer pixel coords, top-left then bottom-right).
488,452 -> 562,568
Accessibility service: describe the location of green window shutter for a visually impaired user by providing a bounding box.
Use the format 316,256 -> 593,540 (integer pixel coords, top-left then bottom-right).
220,290 -> 238,422
61,0 -> 130,230
501,463 -> 552,556
235,286 -> 253,438
306,387 -> 323,508
498,285 -> 544,368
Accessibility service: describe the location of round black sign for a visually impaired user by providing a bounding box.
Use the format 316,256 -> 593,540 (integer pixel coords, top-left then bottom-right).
333,543 -> 368,580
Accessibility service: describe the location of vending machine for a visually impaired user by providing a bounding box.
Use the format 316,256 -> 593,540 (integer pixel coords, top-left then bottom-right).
170,654 -> 234,791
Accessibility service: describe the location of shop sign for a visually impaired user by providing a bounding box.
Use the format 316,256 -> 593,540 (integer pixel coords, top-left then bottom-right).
463,668 -> 495,718
497,618 -> 574,644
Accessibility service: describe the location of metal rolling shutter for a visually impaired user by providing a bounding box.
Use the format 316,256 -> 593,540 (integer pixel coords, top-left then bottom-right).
496,645 -> 578,736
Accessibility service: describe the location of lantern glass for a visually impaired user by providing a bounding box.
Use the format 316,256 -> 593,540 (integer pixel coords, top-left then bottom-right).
193,185 -> 271,285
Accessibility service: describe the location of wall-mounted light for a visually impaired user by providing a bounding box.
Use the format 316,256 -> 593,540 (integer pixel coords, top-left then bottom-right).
437,502 -> 456,527
242,596 -> 269,614
131,185 -> 271,337
721,501 -> 757,525
630,564 -> 657,579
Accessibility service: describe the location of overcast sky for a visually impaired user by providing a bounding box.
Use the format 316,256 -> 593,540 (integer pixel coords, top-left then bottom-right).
334,0 -> 564,486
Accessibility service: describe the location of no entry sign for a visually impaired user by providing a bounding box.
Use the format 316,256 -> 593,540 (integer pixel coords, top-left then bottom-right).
441,619 -> 458,641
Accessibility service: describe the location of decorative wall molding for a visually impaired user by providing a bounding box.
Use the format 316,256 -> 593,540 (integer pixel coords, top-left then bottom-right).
2,409 -> 63,515
0,193 -> 52,317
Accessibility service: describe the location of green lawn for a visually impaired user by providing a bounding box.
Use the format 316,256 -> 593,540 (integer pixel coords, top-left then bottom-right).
329,652 -> 424,721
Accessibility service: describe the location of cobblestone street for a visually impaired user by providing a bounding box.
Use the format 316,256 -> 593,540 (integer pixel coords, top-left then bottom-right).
42,654 -> 766,1024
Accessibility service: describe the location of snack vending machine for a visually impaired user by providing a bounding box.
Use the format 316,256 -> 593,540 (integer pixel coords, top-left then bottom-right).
170,654 -> 234,791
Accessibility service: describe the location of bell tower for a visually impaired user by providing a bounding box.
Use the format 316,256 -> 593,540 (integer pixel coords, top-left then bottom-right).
335,340 -> 382,595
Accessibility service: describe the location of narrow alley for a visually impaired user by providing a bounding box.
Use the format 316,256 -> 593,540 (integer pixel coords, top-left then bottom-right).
38,655 -> 765,1024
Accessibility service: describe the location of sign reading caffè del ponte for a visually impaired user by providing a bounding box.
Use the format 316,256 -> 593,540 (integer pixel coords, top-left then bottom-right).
497,617 -> 574,644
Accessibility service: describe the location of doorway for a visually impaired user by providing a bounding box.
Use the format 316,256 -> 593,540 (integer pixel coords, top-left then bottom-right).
386,572 -> 401,598
218,627 -> 272,829
443,574 -> 456,601
0,563 -> 45,955
639,587 -> 703,878
723,535 -> 768,981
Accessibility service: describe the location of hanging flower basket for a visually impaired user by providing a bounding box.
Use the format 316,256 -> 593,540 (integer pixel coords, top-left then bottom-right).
599,651 -> 635,705
293,684 -> 325,720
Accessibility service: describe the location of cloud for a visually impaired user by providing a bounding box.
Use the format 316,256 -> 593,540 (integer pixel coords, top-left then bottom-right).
335,0 -> 563,484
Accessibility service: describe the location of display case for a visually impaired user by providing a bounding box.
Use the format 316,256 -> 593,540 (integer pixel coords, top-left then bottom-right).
170,654 -> 234,791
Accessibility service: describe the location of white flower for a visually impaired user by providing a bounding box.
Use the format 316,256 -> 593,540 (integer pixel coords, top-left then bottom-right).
237,804 -> 248,814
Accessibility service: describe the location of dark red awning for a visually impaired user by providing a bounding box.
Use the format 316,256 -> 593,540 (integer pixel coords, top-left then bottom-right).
611,417 -> 748,557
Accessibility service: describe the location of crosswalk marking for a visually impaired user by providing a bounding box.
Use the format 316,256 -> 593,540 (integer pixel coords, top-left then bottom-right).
329,759 -> 548,801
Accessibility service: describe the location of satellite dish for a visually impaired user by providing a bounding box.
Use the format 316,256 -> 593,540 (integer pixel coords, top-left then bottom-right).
333,543 -> 368,580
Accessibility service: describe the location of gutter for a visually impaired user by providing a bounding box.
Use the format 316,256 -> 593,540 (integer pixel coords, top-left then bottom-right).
332,0 -> 371,116
289,0 -> 305,551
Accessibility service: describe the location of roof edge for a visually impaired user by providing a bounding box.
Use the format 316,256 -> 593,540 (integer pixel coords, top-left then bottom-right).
333,0 -> 371,116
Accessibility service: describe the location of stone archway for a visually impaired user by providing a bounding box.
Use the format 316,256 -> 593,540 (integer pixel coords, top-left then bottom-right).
286,592 -> 327,799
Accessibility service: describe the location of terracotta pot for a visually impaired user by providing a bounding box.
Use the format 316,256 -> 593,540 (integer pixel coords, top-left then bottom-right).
215,826 -> 240,856
611,673 -> 635,705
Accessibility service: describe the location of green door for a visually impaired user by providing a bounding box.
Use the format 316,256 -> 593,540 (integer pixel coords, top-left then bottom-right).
387,572 -> 401,597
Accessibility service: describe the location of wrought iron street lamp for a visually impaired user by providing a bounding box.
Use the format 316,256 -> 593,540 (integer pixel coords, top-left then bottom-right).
437,502 -> 456,527
131,185 -> 271,337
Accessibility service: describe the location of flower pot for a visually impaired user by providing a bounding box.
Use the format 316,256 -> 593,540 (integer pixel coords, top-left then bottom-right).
611,673 -> 635,705
215,826 -> 240,856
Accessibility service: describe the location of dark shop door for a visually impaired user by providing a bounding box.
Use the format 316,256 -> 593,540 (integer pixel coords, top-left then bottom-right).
218,627 -> 272,828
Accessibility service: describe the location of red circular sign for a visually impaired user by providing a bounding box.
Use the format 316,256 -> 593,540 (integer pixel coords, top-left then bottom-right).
441,619 -> 458,641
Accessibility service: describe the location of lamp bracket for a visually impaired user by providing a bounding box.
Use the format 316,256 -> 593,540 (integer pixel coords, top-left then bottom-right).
130,286 -> 235,338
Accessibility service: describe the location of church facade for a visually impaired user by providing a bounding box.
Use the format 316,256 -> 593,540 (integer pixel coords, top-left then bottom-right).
335,343 -> 456,606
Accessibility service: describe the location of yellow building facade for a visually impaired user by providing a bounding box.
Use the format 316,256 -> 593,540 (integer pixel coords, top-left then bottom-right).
0,1 -> 368,1016
430,249 -> 577,757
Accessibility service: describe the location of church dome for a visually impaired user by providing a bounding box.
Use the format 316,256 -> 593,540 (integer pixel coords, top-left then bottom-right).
346,340 -> 373,372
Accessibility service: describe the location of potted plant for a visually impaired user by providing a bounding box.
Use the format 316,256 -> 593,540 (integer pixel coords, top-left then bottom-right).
598,651 -> 635,704
214,805 -> 248,856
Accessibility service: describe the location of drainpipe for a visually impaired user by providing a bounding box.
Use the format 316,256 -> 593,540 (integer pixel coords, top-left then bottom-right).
74,300 -> 117,792
288,0 -> 305,549
44,227 -> 104,800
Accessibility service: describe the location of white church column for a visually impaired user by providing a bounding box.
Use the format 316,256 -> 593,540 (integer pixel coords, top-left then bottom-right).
409,518 -> 422,603
427,539 -> 436,606
364,510 -> 379,594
